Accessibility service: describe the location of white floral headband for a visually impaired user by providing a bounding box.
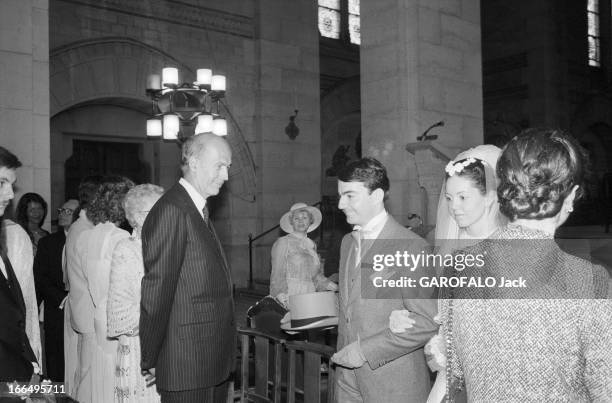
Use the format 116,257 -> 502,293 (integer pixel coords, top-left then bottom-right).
445,157 -> 478,176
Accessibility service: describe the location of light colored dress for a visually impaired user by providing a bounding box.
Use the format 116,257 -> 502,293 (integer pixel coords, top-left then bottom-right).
107,235 -> 160,403
5,220 -> 42,364
270,233 -> 333,297
82,222 -> 130,403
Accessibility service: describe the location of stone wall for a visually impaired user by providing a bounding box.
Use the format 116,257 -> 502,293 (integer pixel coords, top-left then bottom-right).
250,0 -> 322,284
48,0 -> 320,286
360,0 -> 483,224
0,0 -> 50,226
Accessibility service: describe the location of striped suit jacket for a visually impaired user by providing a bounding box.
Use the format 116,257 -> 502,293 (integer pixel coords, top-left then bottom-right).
140,183 -> 235,391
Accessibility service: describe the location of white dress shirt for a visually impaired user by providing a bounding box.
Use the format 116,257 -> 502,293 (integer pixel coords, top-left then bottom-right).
179,177 -> 207,219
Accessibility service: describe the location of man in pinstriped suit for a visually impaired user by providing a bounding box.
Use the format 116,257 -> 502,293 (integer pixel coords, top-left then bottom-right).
140,133 -> 235,403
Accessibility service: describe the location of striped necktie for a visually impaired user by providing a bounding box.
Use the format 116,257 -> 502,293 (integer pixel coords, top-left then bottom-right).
202,206 -> 209,225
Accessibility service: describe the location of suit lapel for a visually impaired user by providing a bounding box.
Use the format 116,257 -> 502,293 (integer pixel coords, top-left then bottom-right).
339,236 -> 352,312
172,184 -> 233,292
206,221 -> 232,291
361,216 -> 399,266
347,216 -> 400,306
345,234 -> 364,309
0,253 -> 26,315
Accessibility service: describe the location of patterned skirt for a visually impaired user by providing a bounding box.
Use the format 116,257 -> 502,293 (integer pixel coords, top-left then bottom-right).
114,336 -> 160,403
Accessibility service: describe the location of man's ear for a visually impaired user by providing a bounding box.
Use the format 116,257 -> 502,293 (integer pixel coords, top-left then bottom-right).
372,188 -> 385,203
187,156 -> 198,172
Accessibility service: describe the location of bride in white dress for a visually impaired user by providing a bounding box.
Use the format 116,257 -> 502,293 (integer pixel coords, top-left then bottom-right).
389,145 -> 505,403
107,184 -> 163,403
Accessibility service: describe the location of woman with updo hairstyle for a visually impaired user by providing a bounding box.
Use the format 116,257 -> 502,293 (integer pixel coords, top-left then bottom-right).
497,128 -> 586,223
108,184 -> 164,402
441,129 -> 612,402
79,175 -> 134,403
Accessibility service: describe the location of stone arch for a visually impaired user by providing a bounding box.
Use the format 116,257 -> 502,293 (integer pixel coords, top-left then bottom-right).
50,37 -> 256,201
50,37 -> 191,117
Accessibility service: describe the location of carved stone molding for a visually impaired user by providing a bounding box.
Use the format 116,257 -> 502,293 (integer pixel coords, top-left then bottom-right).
58,0 -> 254,38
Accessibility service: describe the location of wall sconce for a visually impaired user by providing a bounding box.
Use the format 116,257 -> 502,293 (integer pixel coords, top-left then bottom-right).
285,109 -> 299,140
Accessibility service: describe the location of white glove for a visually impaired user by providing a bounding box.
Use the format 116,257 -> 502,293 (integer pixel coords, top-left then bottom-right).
280,312 -> 291,325
326,282 -> 339,291
389,310 -> 415,333
276,293 -> 289,308
424,334 -> 447,372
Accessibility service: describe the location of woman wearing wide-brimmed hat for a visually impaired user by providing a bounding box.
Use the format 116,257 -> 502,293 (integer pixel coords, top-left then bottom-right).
270,202 -> 338,306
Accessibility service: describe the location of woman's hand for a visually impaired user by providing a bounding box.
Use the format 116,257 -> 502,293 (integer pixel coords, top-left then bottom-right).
424,334 -> 447,372
389,310 -> 415,333
142,368 -> 156,387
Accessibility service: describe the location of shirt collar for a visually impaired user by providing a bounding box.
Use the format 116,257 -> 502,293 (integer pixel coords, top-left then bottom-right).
179,177 -> 207,216
354,209 -> 388,239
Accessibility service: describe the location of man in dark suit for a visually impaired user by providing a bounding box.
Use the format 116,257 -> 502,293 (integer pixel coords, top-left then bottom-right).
0,146 -> 38,388
140,133 -> 235,403
34,198 -> 79,381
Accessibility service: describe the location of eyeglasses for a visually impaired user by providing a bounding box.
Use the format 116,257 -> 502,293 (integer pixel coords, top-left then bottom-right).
57,208 -> 75,215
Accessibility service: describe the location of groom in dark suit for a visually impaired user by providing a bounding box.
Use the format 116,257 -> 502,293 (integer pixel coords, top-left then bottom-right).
140,133 -> 235,403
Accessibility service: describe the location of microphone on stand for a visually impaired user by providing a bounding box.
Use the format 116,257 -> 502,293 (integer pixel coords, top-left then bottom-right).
417,121 -> 444,141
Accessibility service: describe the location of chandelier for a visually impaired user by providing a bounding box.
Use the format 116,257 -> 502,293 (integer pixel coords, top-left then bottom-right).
145,67 -> 227,141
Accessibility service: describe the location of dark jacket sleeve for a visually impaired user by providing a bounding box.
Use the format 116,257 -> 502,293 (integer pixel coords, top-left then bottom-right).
139,202 -> 187,370
33,236 -> 66,309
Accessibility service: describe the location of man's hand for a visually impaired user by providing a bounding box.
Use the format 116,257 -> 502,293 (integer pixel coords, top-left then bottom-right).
59,295 -> 68,310
142,368 -> 156,387
389,310 -> 416,334
331,341 -> 367,369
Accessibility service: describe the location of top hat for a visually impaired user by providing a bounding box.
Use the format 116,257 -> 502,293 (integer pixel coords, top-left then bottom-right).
280,291 -> 339,332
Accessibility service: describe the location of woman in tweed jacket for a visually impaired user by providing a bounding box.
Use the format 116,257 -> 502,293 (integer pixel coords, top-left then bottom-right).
445,129 -> 612,402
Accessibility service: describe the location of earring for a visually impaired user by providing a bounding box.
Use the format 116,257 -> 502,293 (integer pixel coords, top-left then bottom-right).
567,207 -> 573,213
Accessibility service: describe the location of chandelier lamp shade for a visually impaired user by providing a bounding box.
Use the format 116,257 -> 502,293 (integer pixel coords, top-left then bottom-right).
145,67 -> 228,141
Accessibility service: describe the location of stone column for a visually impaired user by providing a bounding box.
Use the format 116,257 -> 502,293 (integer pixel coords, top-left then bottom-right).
0,0 -> 50,225
252,0 -> 321,285
360,0 -> 483,223
406,141 -> 453,226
